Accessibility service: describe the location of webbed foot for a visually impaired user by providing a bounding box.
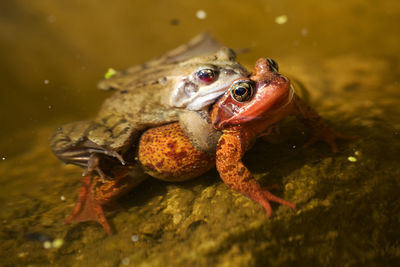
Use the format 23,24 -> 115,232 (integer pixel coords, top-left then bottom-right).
64,166 -> 148,235
253,189 -> 296,217
65,174 -> 113,235
304,127 -> 357,153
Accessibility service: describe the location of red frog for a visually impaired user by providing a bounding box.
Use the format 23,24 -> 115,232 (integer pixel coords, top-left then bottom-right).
65,58 -> 351,234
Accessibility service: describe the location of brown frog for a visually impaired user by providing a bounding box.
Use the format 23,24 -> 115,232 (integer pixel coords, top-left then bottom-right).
50,34 -> 248,179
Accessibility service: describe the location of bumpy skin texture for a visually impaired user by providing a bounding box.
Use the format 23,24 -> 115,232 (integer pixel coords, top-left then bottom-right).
138,123 -> 215,181
64,166 -> 147,235
211,58 -> 352,217
63,57 -> 352,235
50,33 -> 247,177
215,131 -> 296,216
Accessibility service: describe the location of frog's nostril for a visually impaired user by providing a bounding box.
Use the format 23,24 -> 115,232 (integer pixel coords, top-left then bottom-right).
222,69 -> 235,75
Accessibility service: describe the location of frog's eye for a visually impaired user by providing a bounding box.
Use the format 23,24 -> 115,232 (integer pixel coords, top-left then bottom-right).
196,68 -> 218,84
230,81 -> 254,102
267,58 -> 279,72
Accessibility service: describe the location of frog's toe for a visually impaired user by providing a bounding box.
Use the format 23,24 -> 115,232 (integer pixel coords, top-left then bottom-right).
304,129 -> 357,153
65,174 -> 113,235
261,190 -> 297,217
54,138 -> 126,181
82,154 -> 109,182
304,134 -> 338,153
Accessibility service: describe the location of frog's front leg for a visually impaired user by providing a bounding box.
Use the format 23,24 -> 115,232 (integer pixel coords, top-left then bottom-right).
215,132 -> 296,216
50,121 -> 125,178
292,94 -> 355,153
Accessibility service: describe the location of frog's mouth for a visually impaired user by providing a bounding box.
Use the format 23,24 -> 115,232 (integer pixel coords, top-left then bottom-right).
211,74 -> 293,129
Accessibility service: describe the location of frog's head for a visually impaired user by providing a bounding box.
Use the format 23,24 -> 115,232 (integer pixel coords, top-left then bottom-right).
170,48 -> 249,110
211,58 -> 293,130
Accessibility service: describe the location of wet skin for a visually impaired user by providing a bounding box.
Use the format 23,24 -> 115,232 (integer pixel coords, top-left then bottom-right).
64,58 -> 351,234
50,34 -> 248,180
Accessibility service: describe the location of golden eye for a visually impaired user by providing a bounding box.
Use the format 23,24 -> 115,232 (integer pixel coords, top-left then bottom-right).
230,81 -> 254,102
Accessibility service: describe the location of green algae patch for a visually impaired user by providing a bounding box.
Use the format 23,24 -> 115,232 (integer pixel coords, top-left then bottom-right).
104,68 -> 117,79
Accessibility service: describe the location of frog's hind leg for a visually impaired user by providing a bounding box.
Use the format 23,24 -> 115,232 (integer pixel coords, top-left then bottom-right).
50,121 -> 125,178
65,166 -> 148,235
65,174 -> 113,235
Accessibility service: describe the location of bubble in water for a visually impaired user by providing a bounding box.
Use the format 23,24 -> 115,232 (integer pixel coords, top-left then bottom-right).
196,10 -> 207,20
131,234 -> 139,242
48,15 -> 56,23
121,257 -> 130,265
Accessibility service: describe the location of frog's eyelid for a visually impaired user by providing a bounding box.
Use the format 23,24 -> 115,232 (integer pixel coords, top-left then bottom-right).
196,64 -> 218,72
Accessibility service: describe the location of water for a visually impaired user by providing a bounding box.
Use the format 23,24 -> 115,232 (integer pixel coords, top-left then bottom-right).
1,0 -> 399,266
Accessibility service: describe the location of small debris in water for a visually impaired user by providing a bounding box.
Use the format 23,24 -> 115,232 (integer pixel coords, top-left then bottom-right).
48,105 -> 52,109
48,15 -> 56,23
131,234 -> 139,242
43,241 -> 52,249
196,10 -> 207,20
292,145 -> 296,149
1,157 -> 6,161
121,257 -> 130,265
17,252 -> 27,258
60,195 -> 66,201
354,150 -> 361,156
301,28 -> 309,36
275,15 -> 288,25
170,19 -> 180,26
347,156 -> 357,162
52,238 -> 64,249
44,80 -> 49,84
104,68 -> 117,79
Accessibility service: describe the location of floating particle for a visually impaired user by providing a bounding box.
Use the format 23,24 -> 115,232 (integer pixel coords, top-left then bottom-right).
52,238 -> 64,249
275,15 -> 288,25
301,27 -> 309,36
104,68 -> 117,79
2,157 -> 5,161
60,195 -> 66,201
170,19 -> 180,26
18,252 -> 27,258
121,257 -> 130,265
43,241 -> 52,249
48,105 -> 52,109
347,156 -> 357,162
48,15 -> 56,23
131,234 -> 139,242
44,80 -> 49,84
196,10 -> 207,20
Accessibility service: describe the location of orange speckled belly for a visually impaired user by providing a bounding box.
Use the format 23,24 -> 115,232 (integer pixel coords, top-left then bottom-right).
138,122 -> 215,181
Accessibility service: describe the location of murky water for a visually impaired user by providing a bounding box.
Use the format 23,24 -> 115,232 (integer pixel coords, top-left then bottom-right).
1,0 -> 400,266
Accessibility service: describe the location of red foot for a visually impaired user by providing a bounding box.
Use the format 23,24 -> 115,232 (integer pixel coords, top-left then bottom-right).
251,189 -> 296,217
65,174 -> 113,235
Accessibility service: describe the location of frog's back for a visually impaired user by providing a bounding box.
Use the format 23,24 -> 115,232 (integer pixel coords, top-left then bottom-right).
94,80 -> 184,150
